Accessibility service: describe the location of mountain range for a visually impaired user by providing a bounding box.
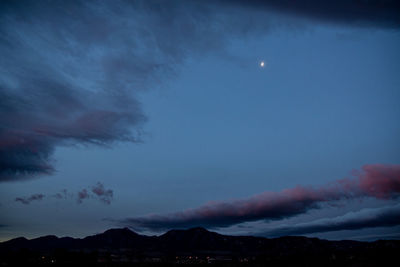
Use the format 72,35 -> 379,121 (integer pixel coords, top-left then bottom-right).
1,227 -> 399,266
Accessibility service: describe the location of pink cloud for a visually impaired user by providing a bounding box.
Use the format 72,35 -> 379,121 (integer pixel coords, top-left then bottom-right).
358,164 -> 400,198
77,189 -> 89,204
91,182 -> 113,205
122,164 -> 400,230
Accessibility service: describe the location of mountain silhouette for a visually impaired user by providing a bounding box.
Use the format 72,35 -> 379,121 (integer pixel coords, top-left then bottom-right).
1,227 -> 399,266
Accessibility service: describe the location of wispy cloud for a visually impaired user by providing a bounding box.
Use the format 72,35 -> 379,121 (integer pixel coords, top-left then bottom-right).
14,183 -> 113,205
77,189 -> 90,204
120,164 -> 400,231
15,194 -> 45,205
52,189 -> 68,200
91,182 -> 113,205
77,182 -> 114,205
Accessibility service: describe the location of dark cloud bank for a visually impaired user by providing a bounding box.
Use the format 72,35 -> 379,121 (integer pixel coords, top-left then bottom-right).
121,164 -> 400,232
1,0 -> 399,182
222,0 -> 400,28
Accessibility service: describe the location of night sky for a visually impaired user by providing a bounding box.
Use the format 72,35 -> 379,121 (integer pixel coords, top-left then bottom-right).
1,0 -> 399,242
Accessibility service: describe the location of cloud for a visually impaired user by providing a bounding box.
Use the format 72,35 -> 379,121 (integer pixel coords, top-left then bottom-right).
77,182 -> 114,204
0,0 -> 232,182
77,189 -> 89,204
3,1 -> 396,182
0,0 -> 280,182
0,1 -> 151,181
15,194 -> 45,205
218,0 -> 400,29
52,189 -> 68,200
91,182 -> 113,205
260,204 -> 400,237
121,164 -> 400,231
12,183 -> 113,205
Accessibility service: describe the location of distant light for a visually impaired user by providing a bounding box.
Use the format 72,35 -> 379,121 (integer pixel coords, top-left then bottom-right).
260,61 -> 265,68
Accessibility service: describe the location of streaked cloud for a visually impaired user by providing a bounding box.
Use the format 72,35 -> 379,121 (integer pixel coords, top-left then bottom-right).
259,203 -> 400,237
121,164 -> 400,230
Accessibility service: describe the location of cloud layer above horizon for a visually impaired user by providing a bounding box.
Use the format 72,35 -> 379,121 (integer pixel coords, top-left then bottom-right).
121,164 -> 400,232
259,203 -> 400,237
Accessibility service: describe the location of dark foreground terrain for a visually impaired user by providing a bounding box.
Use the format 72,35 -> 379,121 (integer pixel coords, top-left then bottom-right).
1,227 -> 399,267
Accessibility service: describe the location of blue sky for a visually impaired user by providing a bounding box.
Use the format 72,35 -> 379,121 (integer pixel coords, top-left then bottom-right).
0,0 -> 399,241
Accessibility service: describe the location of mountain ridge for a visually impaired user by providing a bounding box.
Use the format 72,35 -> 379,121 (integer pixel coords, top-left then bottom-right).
1,227 -> 399,266
1,227 -> 397,251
